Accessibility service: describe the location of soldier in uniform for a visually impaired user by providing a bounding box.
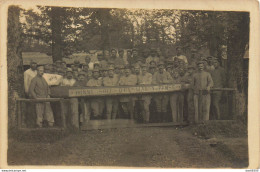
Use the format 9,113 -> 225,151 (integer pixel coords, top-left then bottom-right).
97,53 -> 107,68
210,58 -> 226,119
152,61 -> 173,122
60,69 -> 79,129
192,61 -> 214,123
74,72 -> 88,124
103,66 -> 119,120
126,49 -> 133,65
86,68 -> 104,119
109,48 -> 124,66
146,48 -> 160,65
29,65 -> 54,127
138,64 -> 153,123
173,46 -> 188,64
24,61 -> 37,96
181,65 -> 195,123
169,70 -> 184,123
85,55 -> 94,70
118,65 -> 138,119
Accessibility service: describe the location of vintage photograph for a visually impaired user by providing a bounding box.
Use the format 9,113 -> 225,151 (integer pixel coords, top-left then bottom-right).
6,4 -> 250,168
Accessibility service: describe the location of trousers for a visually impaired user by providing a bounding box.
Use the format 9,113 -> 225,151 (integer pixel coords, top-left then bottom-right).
211,91 -> 222,119
170,92 -> 184,123
36,102 -> 54,127
105,98 -> 119,119
154,95 -> 169,113
194,93 -> 211,123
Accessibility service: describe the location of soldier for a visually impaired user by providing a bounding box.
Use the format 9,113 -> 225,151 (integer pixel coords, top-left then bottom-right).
82,63 -> 89,73
146,48 -> 160,65
210,58 -> 226,120
206,56 -> 215,71
181,66 -> 195,123
61,69 -> 79,129
152,61 -> 173,122
74,72 -> 88,124
118,65 -> 137,119
173,46 -> 188,64
132,48 -> 140,65
169,70 -> 184,123
109,48 -> 124,66
138,64 -> 153,123
55,60 -> 62,68
85,55 -> 94,70
29,65 -> 54,127
86,68 -> 104,119
192,61 -> 214,123
61,61 -> 67,69
97,53 -> 107,68
103,66 -> 119,120
126,49 -> 133,65
118,49 -> 128,65
24,60 -> 37,96
188,48 -> 199,67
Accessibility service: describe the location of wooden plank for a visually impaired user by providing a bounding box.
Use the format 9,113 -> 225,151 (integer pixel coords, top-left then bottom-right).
16,98 -> 62,102
80,119 -> 187,130
17,101 -> 21,129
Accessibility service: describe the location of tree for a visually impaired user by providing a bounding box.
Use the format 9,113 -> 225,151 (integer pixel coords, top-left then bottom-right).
8,6 -> 23,128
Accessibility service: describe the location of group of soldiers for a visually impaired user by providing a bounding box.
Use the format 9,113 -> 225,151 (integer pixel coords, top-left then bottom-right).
24,46 -> 226,128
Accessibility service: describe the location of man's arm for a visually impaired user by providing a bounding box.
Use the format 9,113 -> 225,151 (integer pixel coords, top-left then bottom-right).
28,78 -> 37,99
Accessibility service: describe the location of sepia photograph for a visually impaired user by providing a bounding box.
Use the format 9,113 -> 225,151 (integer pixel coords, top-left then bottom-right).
1,0 -> 260,169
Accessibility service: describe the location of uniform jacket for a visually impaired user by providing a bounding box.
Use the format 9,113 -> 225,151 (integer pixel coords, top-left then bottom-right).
192,71 -> 214,94
152,71 -> 173,84
87,78 -> 103,87
103,75 -> 119,86
119,74 -> 137,86
138,72 -> 153,85
29,75 -> 50,99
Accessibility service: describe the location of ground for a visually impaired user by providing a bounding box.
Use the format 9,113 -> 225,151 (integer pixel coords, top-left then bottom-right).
7,120 -> 248,168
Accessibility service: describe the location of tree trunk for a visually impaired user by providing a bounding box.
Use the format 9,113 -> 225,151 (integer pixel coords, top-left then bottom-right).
51,7 -> 63,62
7,6 -> 23,128
98,9 -> 111,51
227,12 -> 249,118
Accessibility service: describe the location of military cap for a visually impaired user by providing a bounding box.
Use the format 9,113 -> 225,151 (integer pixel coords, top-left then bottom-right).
110,48 -> 117,52
78,71 -> 86,76
108,66 -> 114,70
82,63 -> 88,66
149,64 -> 156,68
197,61 -> 204,65
207,56 -> 214,59
125,65 -> 131,69
93,68 -> 99,72
166,59 -> 174,64
127,49 -> 132,53
132,48 -> 138,52
157,61 -> 165,67
133,64 -> 140,68
119,64 -> 125,69
74,60 -> 80,64
149,60 -> 156,65
118,49 -> 124,53
166,65 -> 172,69
37,65 -> 44,69
141,64 -> 147,68
66,68 -> 73,73
30,60 -> 37,65
56,60 -> 62,63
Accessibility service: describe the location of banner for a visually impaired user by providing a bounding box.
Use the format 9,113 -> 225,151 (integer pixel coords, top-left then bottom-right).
43,73 -> 63,86
67,84 -> 189,97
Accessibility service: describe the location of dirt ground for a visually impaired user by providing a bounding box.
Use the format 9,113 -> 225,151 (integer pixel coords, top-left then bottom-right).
7,120 -> 248,168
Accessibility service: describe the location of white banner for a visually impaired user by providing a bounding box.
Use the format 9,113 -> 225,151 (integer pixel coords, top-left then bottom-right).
43,73 -> 63,86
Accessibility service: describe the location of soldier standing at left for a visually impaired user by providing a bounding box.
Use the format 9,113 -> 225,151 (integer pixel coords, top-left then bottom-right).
29,65 -> 54,128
